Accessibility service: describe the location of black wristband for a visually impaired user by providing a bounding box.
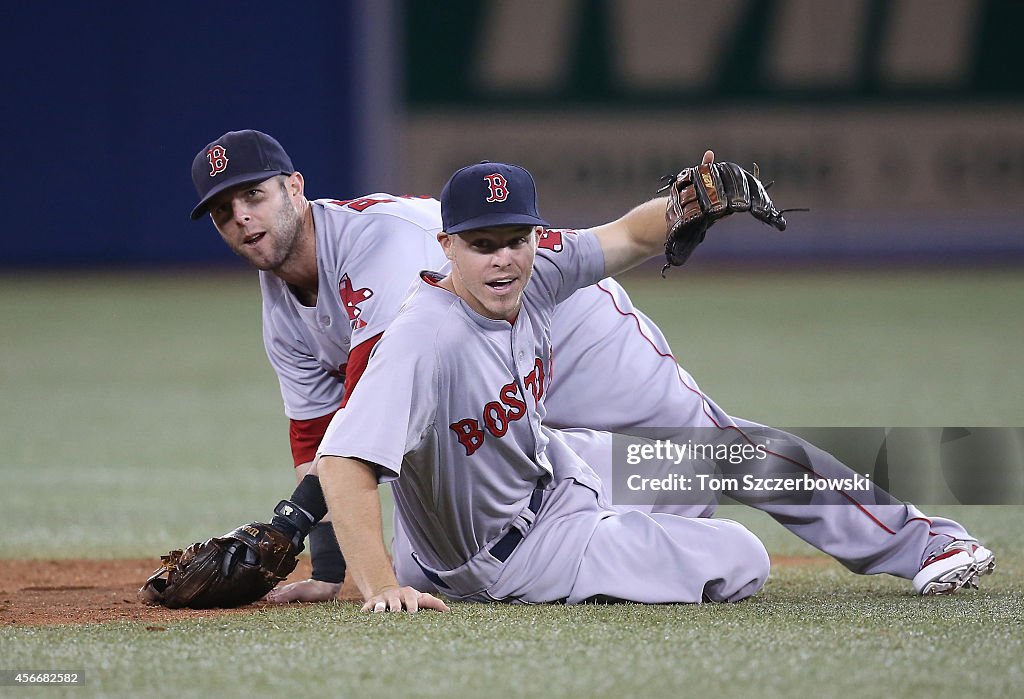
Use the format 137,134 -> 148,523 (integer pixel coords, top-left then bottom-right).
270,499 -> 315,550
289,475 -> 329,523
309,522 -> 347,584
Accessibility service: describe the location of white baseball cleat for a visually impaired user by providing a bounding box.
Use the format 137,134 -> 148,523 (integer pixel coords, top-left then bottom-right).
913,540 -> 996,595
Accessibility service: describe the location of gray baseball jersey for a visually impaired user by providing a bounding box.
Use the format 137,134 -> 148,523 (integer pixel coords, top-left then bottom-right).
317,230 -> 770,603
260,195 -> 974,586
260,195 -> 444,423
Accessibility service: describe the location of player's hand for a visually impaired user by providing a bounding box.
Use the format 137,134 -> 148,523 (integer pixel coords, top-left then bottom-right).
264,574 -> 363,602
361,585 -> 451,613
264,578 -> 342,603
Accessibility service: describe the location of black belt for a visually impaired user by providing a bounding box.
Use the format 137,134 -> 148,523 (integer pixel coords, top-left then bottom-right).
490,485 -> 544,562
415,484 -> 545,590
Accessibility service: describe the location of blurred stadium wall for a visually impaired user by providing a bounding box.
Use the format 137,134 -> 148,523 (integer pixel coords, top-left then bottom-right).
399,0 -> 1024,263
3,0 -> 1022,267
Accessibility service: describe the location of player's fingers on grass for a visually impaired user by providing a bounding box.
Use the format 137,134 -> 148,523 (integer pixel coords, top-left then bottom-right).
362,596 -> 390,613
387,592 -> 405,612
417,592 -> 451,612
400,587 -> 421,613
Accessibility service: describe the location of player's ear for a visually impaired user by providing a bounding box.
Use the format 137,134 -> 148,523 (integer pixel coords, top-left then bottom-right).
438,232 -> 454,259
287,172 -> 305,199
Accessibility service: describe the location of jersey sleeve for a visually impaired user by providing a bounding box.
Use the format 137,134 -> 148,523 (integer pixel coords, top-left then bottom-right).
261,288 -> 347,421
263,313 -> 346,464
317,322 -> 438,482
530,229 -> 607,306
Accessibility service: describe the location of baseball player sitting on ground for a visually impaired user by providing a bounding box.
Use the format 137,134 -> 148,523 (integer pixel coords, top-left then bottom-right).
314,157 -> 776,610
142,131 -> 994,609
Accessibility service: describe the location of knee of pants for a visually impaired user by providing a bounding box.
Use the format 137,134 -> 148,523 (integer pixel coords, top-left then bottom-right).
717,519 -> 771,595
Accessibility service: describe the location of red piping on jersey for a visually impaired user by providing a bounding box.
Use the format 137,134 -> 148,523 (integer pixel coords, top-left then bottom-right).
342,332 -> 385,407
422,272 -> 446,289
592,281 -> 936,538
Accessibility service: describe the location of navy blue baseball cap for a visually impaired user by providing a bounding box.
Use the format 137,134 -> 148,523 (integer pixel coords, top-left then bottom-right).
440,161 -> 549,234
190,130 -> 294,219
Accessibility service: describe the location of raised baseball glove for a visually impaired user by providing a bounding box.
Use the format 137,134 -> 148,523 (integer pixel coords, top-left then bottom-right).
660,162 -> 793,275
139,501 -> 310,609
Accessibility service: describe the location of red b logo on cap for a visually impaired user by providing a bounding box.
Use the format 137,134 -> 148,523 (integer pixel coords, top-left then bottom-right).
207,145 -> 229,176
484,173 -> 509,203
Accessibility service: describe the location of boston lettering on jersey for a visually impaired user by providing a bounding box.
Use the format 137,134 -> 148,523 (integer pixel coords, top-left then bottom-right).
450,357 -> 545,456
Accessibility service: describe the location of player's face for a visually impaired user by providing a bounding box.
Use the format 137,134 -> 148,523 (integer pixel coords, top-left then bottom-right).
440,226 -> 538,321
208,174 -> 305,271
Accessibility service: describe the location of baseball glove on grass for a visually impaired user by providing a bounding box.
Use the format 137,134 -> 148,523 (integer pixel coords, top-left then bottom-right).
660,162 -> 795,274
139,502 -> 310,609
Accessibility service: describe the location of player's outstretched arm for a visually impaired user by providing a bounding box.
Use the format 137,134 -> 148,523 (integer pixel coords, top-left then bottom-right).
593,150 -> 715,276
318,455 -> 450,613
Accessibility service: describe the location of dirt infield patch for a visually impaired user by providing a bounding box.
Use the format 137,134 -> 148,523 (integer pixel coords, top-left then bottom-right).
0,558 -> 361,627
0,555 -> 827,626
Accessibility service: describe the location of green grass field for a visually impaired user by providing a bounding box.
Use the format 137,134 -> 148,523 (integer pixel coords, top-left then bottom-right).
1,268 -> 1022,698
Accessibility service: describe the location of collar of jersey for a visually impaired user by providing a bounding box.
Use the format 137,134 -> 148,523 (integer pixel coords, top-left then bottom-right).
419,271 -> 516,331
